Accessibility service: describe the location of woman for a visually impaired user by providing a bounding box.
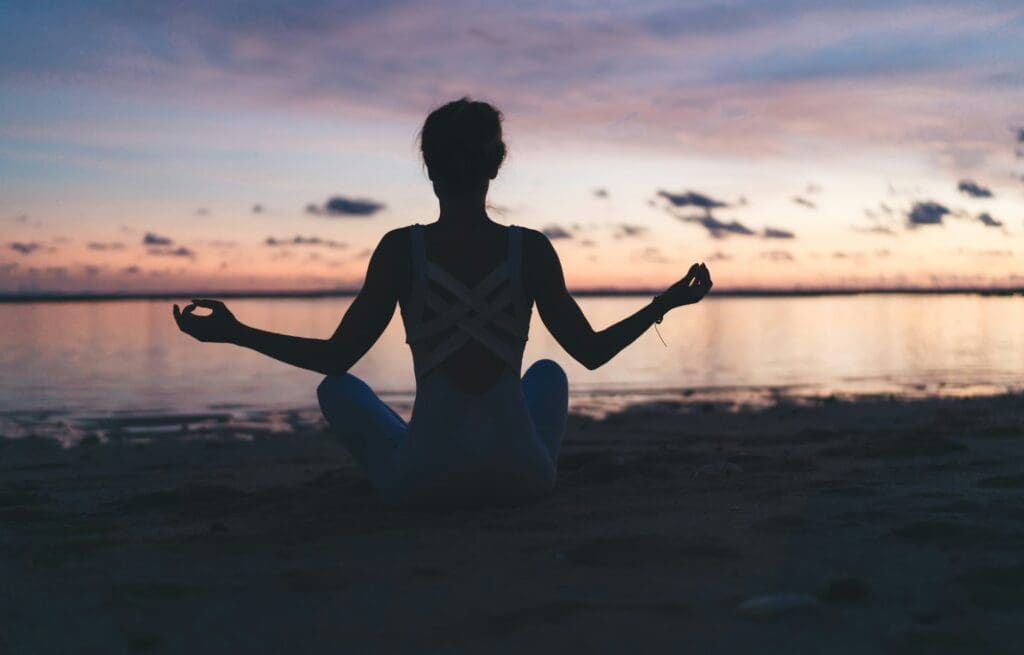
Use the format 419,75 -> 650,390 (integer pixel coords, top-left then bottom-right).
173,98 -> 712,507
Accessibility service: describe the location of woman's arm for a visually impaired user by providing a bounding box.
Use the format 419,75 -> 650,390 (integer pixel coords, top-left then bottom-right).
530,232 -> 712,370
172,230 -> 404,376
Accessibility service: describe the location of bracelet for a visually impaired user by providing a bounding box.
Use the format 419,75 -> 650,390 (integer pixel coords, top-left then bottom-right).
652,293 -> 668,324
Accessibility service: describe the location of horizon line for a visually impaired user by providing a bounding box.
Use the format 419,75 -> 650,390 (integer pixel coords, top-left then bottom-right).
1,286 -> 1023,303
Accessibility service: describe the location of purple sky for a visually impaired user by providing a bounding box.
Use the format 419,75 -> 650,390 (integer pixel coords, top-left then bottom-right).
2,1 -> 1024,292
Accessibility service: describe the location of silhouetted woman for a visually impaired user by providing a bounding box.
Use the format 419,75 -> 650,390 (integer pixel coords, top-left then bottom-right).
174,98 -> 712,507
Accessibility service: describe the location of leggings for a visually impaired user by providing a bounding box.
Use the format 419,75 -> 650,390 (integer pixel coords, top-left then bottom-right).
317,359 -> 568,503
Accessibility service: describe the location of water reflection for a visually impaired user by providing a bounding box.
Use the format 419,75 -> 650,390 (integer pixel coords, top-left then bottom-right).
1,294 -> 1022,416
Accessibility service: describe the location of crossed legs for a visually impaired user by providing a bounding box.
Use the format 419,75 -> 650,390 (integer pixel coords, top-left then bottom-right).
317,359 -> 569,499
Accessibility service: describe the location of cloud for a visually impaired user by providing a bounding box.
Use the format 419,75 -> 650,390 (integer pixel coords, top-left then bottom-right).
252,204 -> 264,214
657,190 -> 728,212
87,241 -> 125,250
614,224 -> 648,238
957,180 -> 993,198
792,196 -> 816,209
82,264 -> 101,276
760,250 -> 795,262
853,225 -> 897,236
541,225 -> 573,240
763,227 -> 795,239
122,265 -> 141,274
143,232 -> 173,246
676,214 -> 755,238
977,212 -> 1003,228
632,246 -> 668,264
706,250 -> 732,261
306,196 -> 385,217
265,236 -> 347,249
8,242 -> 43,255
148,246 -> 195,258
907,201 -> 949,226
593,188 -> 608,198
1017,128 -> 1024,144
195,207 -> 210,216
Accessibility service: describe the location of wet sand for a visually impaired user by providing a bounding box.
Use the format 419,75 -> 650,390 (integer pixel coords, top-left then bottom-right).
2,393 -> 1024,654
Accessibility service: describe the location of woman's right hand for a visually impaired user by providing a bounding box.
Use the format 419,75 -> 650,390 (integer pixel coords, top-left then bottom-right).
173,298 -> 243,343
660,263 -> 713,309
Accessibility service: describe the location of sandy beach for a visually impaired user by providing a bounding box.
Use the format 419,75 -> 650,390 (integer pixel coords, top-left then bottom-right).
2,392 -> 1023,654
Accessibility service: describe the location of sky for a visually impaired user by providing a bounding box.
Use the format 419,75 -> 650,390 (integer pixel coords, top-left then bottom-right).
2,0 -> 1024,293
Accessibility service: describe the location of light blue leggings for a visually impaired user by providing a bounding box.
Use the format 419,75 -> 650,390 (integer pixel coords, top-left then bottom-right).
317,359 -> 568,504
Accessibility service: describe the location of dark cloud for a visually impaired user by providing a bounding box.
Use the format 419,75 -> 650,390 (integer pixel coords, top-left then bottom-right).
853,225 -> 897,236
907,201 -> 949,226
977,212 -> 1003,228
541,225 -> 573,240
657,190 -> 728,212
593,188 -> 609,198
148,246 -> 195,258
195,208 -> 210,216
82,265 -> 101,276
580,239 -> 596,248
8,242 -> 43,255
792,196 -> 816,209
252,204 -> 264,214
614,224 -> 648,238
307,196 -> 385,217
957,180 -> 993,198
677,214 -> 755,238
0,262 -> 19,272
763,227 -> 795,239
1017,128 -> 1024,144
143,232 -> 173,246
122,265 -> 141,274
265,236 -> 347,249
706,251 -> 732,261
13,214 -> 29,224
87,241 -> 125,251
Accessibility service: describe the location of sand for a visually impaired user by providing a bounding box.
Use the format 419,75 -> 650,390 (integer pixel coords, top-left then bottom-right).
2,392 -> 1024,654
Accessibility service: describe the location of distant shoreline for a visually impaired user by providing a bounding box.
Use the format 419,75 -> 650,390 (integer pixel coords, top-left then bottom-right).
1,287 -> 1022,303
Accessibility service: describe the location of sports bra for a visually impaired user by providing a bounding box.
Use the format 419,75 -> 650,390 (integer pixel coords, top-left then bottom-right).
400,224 -> 532,381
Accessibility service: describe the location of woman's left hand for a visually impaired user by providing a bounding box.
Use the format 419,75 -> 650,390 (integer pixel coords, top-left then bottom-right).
173,299 -> 242,343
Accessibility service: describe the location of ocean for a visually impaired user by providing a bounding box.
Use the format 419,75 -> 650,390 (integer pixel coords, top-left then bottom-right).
2,293 -> 1022,420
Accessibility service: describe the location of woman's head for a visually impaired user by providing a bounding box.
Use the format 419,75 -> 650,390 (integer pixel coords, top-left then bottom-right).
419,98 -> 506,194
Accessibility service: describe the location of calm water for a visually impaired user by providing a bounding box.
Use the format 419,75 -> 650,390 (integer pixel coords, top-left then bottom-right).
2,294 -> 1023,418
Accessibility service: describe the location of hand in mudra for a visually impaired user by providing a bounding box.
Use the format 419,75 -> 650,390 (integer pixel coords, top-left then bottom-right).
173,298 -> 241,343
661,263 -> 713,310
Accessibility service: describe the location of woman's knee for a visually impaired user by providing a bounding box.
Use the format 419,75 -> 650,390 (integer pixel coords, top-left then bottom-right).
524,359 -> 567,388
317,373 -> 372,414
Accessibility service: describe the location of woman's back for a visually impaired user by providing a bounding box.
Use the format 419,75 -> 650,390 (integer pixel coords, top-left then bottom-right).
397,219 -> 533,393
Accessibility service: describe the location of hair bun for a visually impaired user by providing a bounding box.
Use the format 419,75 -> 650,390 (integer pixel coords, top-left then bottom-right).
420,98 -> 506,193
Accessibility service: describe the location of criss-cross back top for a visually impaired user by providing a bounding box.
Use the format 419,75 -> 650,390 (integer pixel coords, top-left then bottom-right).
401,224 -> 531,382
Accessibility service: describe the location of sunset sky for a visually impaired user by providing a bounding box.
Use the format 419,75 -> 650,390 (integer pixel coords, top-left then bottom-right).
2,0 -> 1024,293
